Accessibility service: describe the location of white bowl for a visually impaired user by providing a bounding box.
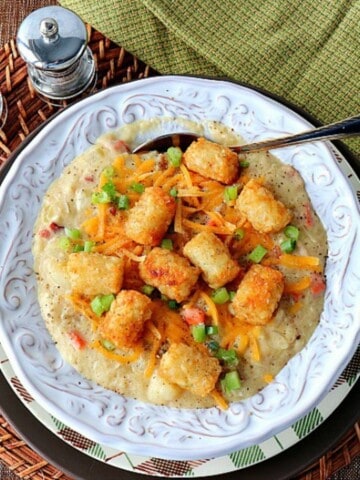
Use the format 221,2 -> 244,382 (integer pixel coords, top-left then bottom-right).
0,76 -> 359,460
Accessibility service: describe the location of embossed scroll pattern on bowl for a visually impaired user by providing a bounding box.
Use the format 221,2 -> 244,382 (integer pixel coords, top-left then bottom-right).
0,76 -> 359,460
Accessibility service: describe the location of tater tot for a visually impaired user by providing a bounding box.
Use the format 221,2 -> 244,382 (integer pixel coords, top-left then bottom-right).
139,247 -> 200,302
183,138 -> 239,184
183,231 -> 240,289
235,178 -> 291,233
159,343 -> 221,397
67,252 -> 124,296
125,187 -> 176,246
232,264 -> 284,325
99,289 -> 152,348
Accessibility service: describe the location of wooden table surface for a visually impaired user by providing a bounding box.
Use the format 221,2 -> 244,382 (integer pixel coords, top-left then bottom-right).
0,0 -> 57,48
0,6 -> 59,480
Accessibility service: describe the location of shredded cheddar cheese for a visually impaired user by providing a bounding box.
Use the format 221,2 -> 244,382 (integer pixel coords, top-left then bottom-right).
94,235 -> 130,255
284,276 -> 311,294
210,389 -> 229,410
199,291 -> 219,325
59,136 -> 326,409
154,165 -> 177,187
97,203 -> 107,241
143,322 -> 163,379
174,197 -> 184,234
179,163 -> 194,189
121,249 -> 146,262
263,254 -> 322,272
235,333 -> 249,355
248,327 -> 262,362
288,301 -> 304,315
249,335 -> 261,362
91,340 -> 143,364
263,374 -> 274,384
182,218 -> 236,236
68,294 -> 100,331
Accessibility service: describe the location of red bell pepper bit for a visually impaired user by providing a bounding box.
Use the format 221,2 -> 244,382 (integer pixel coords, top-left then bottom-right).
39,222 -> 63,238
207,219 -> 218,227
39,229 -> 51,238
112,139 -> 130,153
84,175 -> 95,182
310,272 -> 326,296
304,202 -> 314,228
49,222 -> 63,232
108,205 -> 117,215
68,330 -> 87,350
181,307 -> 206,325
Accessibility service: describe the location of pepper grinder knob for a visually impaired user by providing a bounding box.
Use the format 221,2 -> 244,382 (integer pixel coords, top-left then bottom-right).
39,18 -> 59,41
17,6 -> 96,103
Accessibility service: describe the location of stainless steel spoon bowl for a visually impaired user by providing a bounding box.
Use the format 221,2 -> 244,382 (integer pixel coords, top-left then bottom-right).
133,114 -> 360,153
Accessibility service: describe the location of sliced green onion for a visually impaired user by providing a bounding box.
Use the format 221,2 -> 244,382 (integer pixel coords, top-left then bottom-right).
216,348 -> 238,365
90,294 -> 115,316
211,287 -> 230,304
100,338 -> 116,351
239,160 -> 250,168
167,146 -> 182,167
161,238 -> 173,250
90,183 -> 118,205
91,190 -> 112,204
284,225 -> 300,241
64,227 -> 81,240
130,182 -> 145,194
191,324 -> 206,343
101,182 -> 117,200
221,370 -> 242,394
58,236 -> 71,251
248,244 -> 268,263
206,325 -> 219,335
234,228 -> 245,240
90,296 -> 105,316
224,185 -> 238,202
116,194 -> 130,210
229,290 -> 236,301
72,244 -> 85,253
101,294 -> 115,311
102,166 -> 115,178
84,240 -> 95,252
280,238 -> 297,253
168,299 -> 180,310
141,284 -> 155,296
169,187 -> 178,198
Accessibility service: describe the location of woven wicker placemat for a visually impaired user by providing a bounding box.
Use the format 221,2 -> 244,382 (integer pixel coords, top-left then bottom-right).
0,25 -> 156,167
0,26 -> 358,480
0,415 -> 358,480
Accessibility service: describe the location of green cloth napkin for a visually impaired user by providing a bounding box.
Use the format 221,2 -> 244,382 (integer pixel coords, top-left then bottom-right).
60,0 -> 360,160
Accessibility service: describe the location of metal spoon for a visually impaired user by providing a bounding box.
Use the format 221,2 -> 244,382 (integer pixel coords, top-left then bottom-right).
133,114 -> 360,153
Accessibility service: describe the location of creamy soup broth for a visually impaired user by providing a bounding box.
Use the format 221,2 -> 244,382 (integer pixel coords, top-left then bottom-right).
33,118 -> 327,408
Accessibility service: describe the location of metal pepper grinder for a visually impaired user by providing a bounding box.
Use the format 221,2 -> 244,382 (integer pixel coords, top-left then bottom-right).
16,6 -> 96,103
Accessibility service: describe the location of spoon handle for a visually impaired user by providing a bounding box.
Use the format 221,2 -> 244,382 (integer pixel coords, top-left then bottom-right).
234,114 -> 360,153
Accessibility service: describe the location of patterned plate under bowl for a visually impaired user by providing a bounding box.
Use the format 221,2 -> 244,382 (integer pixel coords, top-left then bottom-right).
1,342 -> 358,477
0,76 -> 359,461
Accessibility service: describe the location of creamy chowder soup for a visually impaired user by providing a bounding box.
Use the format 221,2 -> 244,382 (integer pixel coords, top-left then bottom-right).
32,119 -> 327,409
